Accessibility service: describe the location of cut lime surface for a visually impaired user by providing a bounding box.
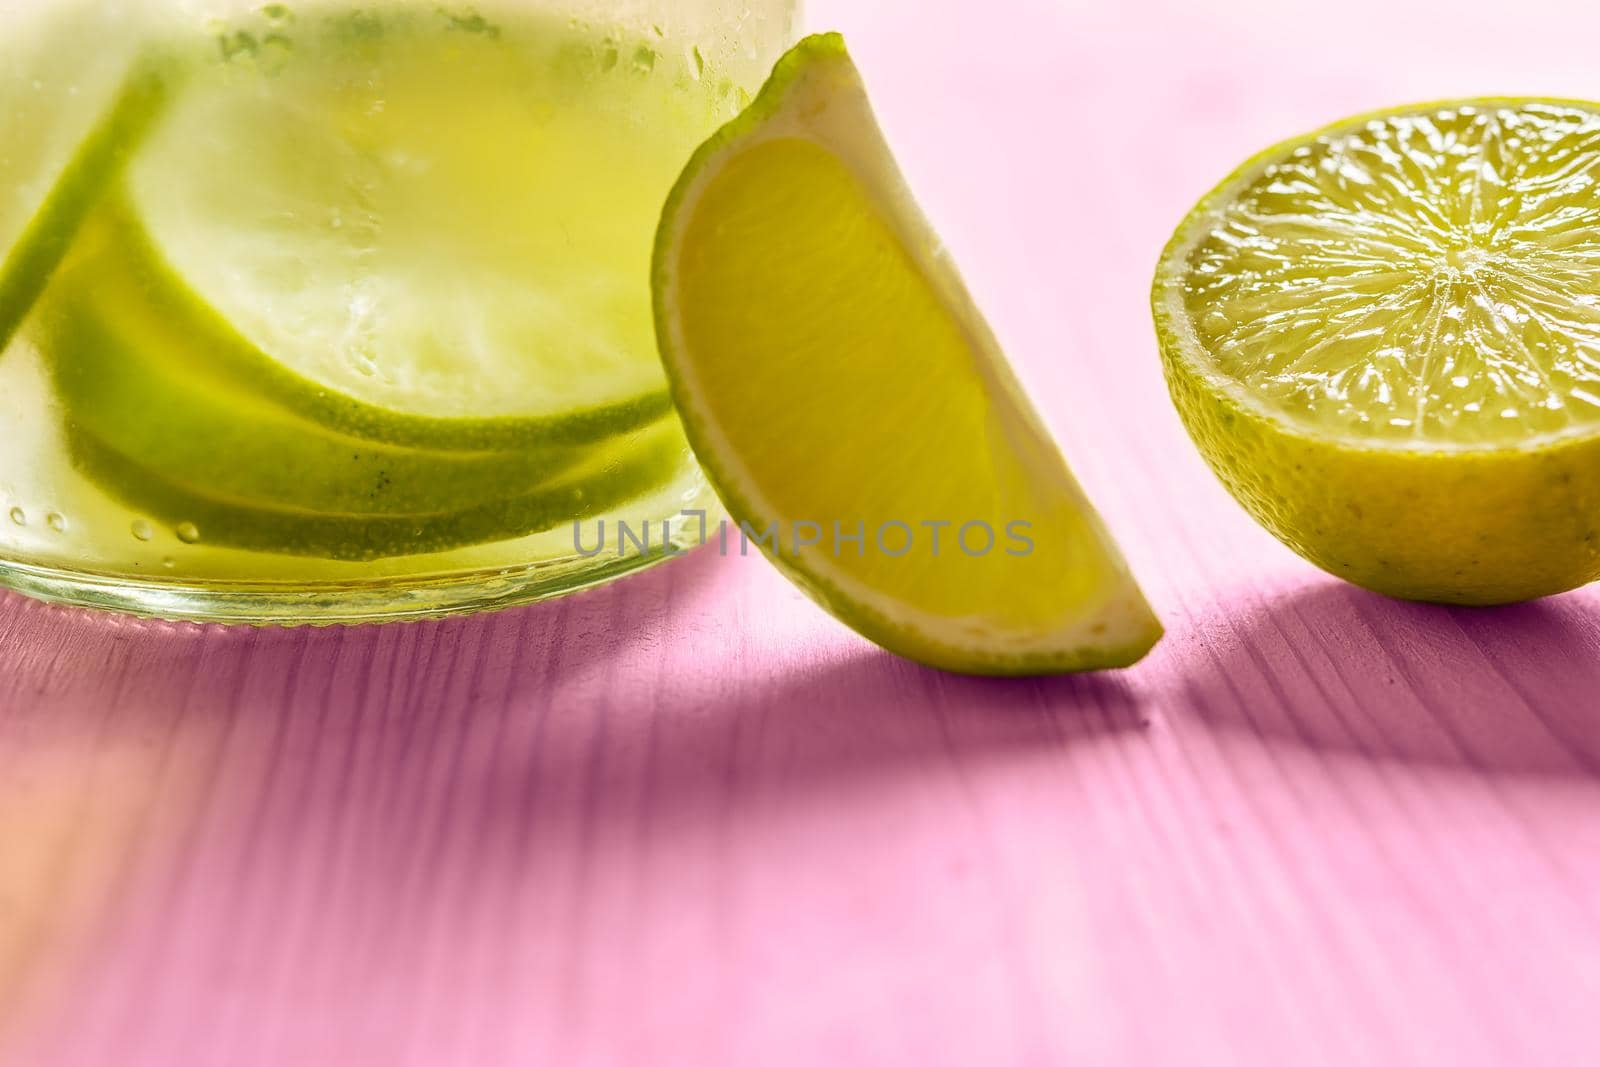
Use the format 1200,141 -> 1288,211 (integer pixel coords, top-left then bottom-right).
1155,99 -> 1600,603
654,34 -> 1161,676
93,6 -> 728,449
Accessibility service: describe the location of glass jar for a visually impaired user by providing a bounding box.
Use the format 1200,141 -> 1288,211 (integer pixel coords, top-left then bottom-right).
0,0 -> 800,622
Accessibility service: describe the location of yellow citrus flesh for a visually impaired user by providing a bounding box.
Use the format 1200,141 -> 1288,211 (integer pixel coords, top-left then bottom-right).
656,35 -> 1160,675
1155,99 -> 1600,604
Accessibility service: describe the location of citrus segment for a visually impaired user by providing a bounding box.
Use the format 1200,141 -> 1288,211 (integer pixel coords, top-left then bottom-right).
655,35 -> 1161,675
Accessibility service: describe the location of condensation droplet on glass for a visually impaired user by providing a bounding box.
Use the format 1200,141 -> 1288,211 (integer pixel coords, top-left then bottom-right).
132,519 -> 154,541
45,512 -> 66,533
161,557 -> 176,570
176,522 -> 202,544
8,506 -> 24,526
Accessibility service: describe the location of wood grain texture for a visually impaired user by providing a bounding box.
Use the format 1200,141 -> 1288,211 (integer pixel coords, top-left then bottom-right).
4,0 -> 1600,1063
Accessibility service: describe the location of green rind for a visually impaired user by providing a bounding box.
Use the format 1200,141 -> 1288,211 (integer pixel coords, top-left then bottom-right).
1153,96 -> 1600,604
46,301 -> 590,516
653,34 -> 1162,676
0,52 -> 178,356
1157,342 -> 1600,604
87,196 -> 672,450
67,421 -> 687,563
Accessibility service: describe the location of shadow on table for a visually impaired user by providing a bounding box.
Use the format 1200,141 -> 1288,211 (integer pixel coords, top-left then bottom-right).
0,544 -> 1145,825
0,545 -> 728,705
0,549 -> 1155,1056
1179,580 -> 1600,779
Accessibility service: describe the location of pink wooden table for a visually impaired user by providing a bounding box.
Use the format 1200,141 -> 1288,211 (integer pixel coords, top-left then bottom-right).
4,1 -> 1600,1063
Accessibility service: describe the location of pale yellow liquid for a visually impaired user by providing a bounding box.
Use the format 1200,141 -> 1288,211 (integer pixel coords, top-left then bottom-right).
0,3 -> 745,608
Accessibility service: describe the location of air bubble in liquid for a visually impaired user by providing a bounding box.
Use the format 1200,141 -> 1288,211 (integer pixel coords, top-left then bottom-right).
45,512 -> 66,533
7,507 -> 23,525
176,522 -> 202,544
132,520 -> 154,541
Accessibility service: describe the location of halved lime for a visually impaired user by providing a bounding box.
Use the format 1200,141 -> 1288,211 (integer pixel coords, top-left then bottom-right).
1155,99 -> 1600,604
654,35 -> 1161,676
92,7 -> 726,449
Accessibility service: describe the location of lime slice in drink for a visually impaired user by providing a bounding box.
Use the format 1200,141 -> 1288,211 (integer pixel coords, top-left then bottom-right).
47,288 -> 587,517
0,50 -> 177,355
94,8 -> 724,449
66,419 -> 684,563
1154,99 -> 1600,604
653,35 -> 1161,675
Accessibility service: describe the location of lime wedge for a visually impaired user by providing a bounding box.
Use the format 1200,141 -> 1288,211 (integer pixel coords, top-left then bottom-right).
0,51 -> 176,355
1155,99 -> 1600,604
94,8 -> 722,449
653,35 -> 1161,675
66,420 -> 685,563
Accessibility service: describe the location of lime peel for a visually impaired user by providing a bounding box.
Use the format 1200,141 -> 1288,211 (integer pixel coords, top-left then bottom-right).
0,52 -> 177,355
47,296 -> 593,516
68,420 -> 685,563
